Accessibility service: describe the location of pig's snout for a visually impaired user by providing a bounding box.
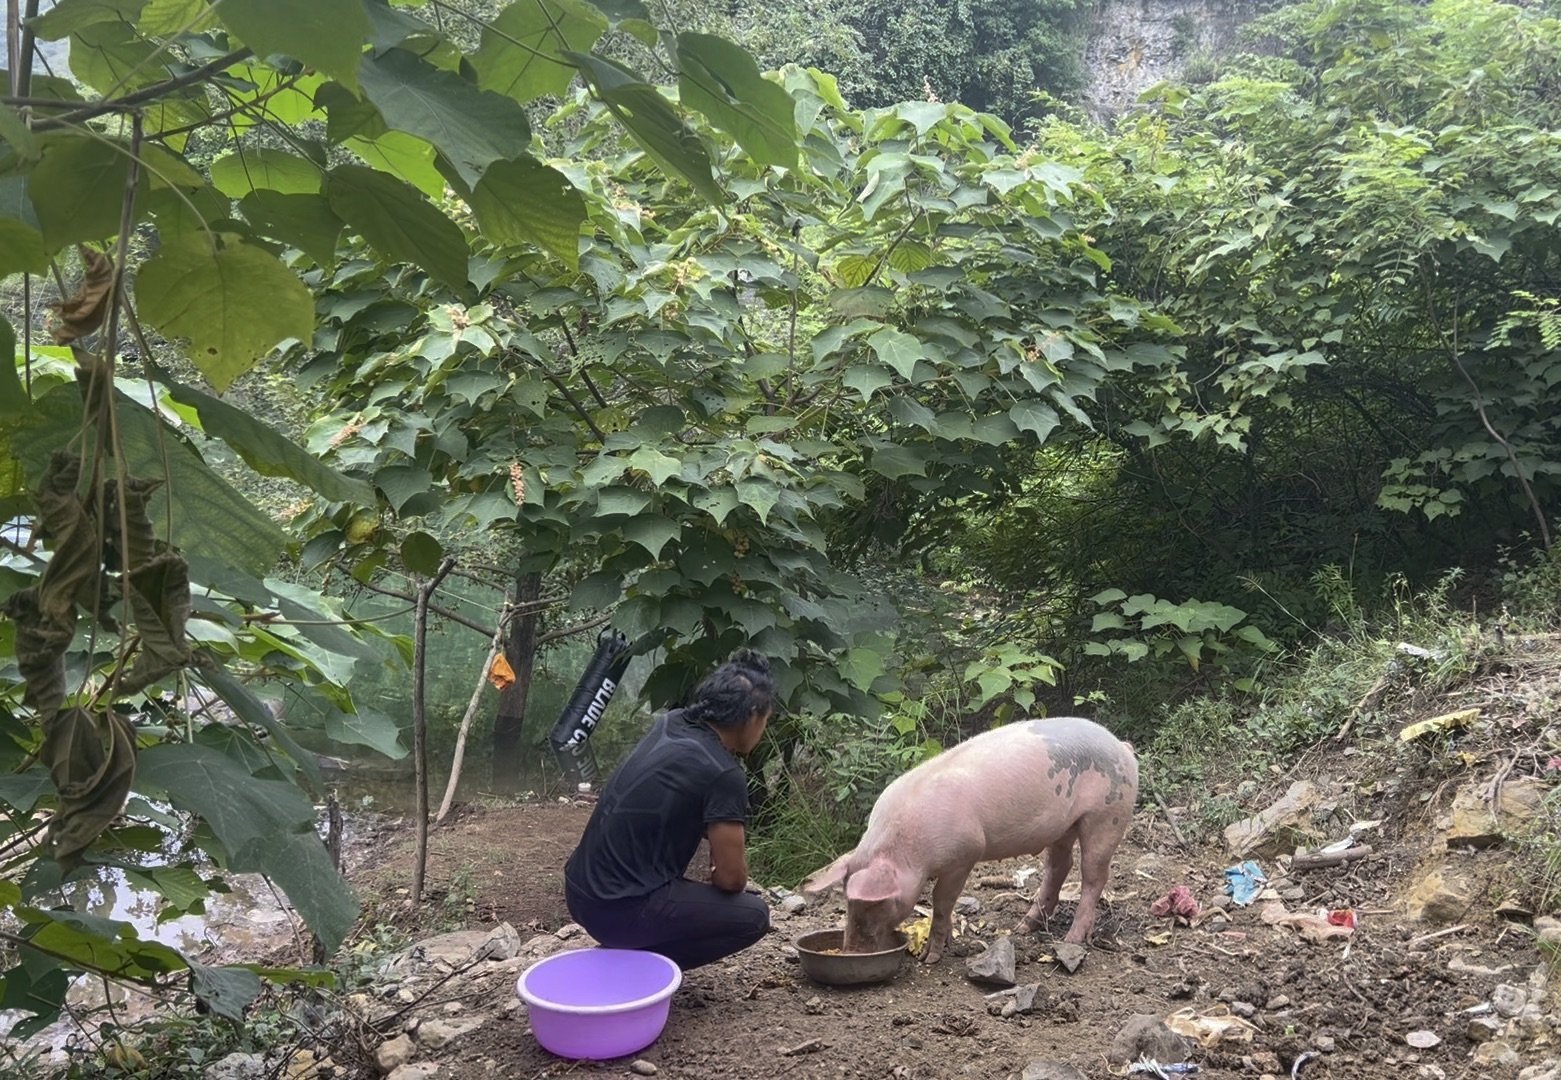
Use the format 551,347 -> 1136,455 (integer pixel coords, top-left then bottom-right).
843,904 -> 901,954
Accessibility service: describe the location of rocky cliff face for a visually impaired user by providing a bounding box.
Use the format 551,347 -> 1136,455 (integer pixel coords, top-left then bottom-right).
1081,0 -> 1254,119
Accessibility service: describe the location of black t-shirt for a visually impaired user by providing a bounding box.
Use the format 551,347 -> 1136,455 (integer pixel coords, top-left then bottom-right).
564,708 -> 749,901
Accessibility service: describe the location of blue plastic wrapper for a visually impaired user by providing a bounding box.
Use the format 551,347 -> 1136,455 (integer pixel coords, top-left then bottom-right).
1223,860 -> 1267,906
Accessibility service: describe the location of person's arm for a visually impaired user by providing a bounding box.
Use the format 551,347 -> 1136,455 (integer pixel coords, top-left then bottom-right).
706,820 -> 749,893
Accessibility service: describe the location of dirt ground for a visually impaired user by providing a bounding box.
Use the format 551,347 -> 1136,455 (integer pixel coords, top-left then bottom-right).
353,790 -> 1549,1080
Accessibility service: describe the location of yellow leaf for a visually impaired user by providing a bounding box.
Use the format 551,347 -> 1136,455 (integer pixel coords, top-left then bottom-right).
1398,708 -> 1480,742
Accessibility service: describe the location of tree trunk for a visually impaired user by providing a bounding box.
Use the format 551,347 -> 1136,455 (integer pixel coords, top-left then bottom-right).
491,571 -> 542,793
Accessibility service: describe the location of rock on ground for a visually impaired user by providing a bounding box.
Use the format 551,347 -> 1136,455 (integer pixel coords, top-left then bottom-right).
1108,1013 -> 1191,1065
966,937 -> 1017,987
1020,1063 -> 1088,1080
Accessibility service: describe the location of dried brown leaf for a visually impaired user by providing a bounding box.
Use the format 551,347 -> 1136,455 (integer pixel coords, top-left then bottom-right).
49,246 -> 117,345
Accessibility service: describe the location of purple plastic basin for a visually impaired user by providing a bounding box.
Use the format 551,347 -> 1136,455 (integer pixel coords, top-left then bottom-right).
516,948 -> 682,1060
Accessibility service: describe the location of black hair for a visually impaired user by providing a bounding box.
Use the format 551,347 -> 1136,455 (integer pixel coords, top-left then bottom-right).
685,648 -> 777,728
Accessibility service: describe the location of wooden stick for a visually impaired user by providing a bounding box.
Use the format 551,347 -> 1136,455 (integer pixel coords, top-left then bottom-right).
1408,924 -> 1471,949
1290,845 -> 1374,871
1151,788 -> 1190,848
436,604 -> 511,823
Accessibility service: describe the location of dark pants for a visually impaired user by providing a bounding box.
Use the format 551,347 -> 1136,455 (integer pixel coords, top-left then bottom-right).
565,876 -> 770,971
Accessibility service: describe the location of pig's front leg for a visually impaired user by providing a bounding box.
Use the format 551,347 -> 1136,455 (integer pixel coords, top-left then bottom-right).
923,865 -> 974,964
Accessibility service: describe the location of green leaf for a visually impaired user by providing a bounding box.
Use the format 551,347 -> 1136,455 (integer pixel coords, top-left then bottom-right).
238,191 -> 344,268
324,706 -> 407,759
14,388 -> 287,575
622,515 -> 679,559
840,647 -> 886,691
565,52 -> 722,205
400,530 -> 443,574
627,446 -> 679,486
842,364 -> 893,402
735,477 -> 779,523
0,175 -> 48,276
215,0 -> 370,91
1009,400 -> 1059,443
326,164 -> 469,292
345,131 -> 445,196
0,316 -> 22,418
195,661 -> 323,791
121,865 -> 208,914
675,33 -> 797,169
469,156 -> 585,267
867,443 -> 927,480
136,0 -> 217,35
210,148 -> 322,196
137,745 -> 359,952
135,236 -> 314,392
164,379 -> 372,503
28,0 -> 147,40
26,133 -> 148,251
0,965 -> 70,1039
0,105 -> 40,162
473,0 -> 606,103
357,48 -> 533,187
868,327 -> 921,380
67,20 -> 160,95
188,962 -> 262,1022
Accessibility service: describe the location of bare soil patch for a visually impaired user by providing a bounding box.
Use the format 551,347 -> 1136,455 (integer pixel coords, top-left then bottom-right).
353,794 -> 1547,1080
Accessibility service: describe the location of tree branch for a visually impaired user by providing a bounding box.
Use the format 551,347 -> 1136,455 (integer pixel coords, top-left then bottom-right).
20,48 -> 253,131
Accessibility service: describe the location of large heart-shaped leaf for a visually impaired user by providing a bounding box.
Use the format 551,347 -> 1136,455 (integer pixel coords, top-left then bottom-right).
469,156 -> 585,267
135,235 -> 315,392
215,0 -> 370,91
357,48 -> 533,187
675,33 -> 797,169
326,164 -> 469,292
473,0 -> 606,104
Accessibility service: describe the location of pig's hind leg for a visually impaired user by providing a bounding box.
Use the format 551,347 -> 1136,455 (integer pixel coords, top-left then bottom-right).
1016,826 -> 1078,935
923,863 -> 975,964
1059,809 -> 1131,944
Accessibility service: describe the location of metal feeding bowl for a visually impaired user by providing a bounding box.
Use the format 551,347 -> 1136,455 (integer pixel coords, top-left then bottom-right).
793,929 -> 908,986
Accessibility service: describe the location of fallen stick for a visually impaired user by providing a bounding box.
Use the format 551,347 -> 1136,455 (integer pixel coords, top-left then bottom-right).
1151,788 -> 1190,848
1408,924 -> 1471,949
1290,845 -> 1374,871
780,1038 -> 825,1057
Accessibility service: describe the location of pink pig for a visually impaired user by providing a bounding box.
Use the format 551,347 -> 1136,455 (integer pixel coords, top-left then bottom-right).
802,717 -> 1138,964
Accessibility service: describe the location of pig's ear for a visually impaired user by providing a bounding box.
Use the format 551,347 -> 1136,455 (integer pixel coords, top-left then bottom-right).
801,850 -> 856,898
844,860 -> 899,903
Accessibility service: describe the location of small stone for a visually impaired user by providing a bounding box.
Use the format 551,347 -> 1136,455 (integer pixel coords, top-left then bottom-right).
386,1067 -> 440,1080
500,999 -> 521,1018
1474,1041 -> 1521,1069
1416,1068 -> 1447,1080
1012,983 -> 1040,1015
375,1034 -> 416,1074
393,987 -> 416,1004
1493,984 -> 1529,1017
1001,1000 -> 1018,1018
206,1053 -> 268,1080
780,894 -> 807,915
1405,1029 -> 1441,1049
1314,1035 -> 1336,1053
1518,1061 -> 1561,1080
1230,1001 -> 1256,1018
966,937 -> 1017,987
554,923 -> 584,940
441,1001 -> 464,1014
1020,1062 -> 1088,1080
1536,916 -> 1561,949
955,896 -> 982,916
804,996 -> 824,1015
1054,942 -> 1086,973
629,1061 -> 659,1077
1467,1016 -> 1502,1043
415,1017 -> 486,1050
780,945 -> 800,961
1108,1013 -> 1190,1066
1267,994 -> 1292,1010
475,922 -> 522,962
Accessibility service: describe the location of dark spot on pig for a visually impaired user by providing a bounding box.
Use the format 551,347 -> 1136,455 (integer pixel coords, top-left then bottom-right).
1054,783 -> 1063,797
